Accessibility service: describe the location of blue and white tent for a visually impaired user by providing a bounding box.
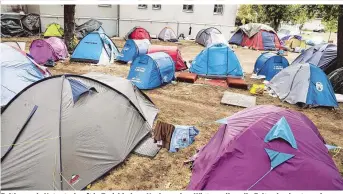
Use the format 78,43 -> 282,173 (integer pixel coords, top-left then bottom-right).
127,52 -> 175,89
189,43 -> 243,78
116,39 -> 151,63
253,52 -> 289,81
1,43 -> 50,107
71,32 -> 120,65
268,63 -> 338,107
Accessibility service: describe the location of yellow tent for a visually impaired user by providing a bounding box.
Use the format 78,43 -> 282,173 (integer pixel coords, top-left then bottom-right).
285,37 -> 306,50
44,23 -> 64,37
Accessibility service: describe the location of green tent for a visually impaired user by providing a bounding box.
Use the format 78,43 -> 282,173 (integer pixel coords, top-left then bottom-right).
44,23 -> 64,37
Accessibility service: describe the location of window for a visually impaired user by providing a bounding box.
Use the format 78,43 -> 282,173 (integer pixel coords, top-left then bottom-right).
138,4 -> 148,9
183,4 -> 194,12
214,4 -> 224,15
152,4 -> 161,10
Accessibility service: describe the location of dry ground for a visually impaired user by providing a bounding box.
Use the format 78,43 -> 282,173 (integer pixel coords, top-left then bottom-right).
2,37 -> 343,190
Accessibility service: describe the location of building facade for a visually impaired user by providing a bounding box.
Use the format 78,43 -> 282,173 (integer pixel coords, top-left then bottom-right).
1,4 -> 238,39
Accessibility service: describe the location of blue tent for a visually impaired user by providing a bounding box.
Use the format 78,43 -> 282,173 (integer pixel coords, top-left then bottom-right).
268,63 -> 338,107
117,39 -> 151,63
254,52 -> 289,81
71,32 -> 119,65
189,43 -> 243,77
127,52 -> 175,89
1,43 -> 50,107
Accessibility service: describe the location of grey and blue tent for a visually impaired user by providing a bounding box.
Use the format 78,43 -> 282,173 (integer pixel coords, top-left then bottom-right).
291,43 -> 337,74
267,63 -> 338,108
195,27 -> 223,47
1,72 -> 158,190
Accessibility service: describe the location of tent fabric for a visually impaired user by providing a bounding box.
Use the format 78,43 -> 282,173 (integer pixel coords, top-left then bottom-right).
237,23 -> 276,38
229,23 -> 282,51
29,37 -> 68,65
195,27 -> 223,47
3,41 -> 26,51
291,43 -> 337,74
127,52 -> 175,90
1,73 -> 158,190
116,39 -> 151,63
71,32 -> 120,65
1,13 -> 40,37
188,105 -> 343,190
1,43 -> 50,107
147,45 -> 187,71
253,52 -> 289,81
328,67 -> 343,94
264,117 -> 297,149
125,26 -> 151,40
44,23 -> 64,37
75,19 -> 104,39
268,63 -> 338,107
190,43 -> 243,78
158,27 -> 178,42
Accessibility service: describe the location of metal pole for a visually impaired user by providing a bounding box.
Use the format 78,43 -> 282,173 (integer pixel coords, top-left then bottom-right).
117,5 -> 120,37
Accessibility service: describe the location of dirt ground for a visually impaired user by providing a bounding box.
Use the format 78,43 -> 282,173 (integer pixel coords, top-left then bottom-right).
2,37 -> 343,190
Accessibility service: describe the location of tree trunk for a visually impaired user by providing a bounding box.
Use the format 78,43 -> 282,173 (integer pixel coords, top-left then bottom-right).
337,5 -> 343,69
64,5 -> 75,54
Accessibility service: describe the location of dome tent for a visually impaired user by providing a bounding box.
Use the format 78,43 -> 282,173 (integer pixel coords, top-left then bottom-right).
29,37 -> 68,65
127,52 -> 175,89
1,43 -> 51,107
147,45 -> 187,71
195,27 -> 223,47
125,26 -> 151,40
291,43 -> 337,74
158,27 -> 178,42
190,43 -> 243,78
44,23 -> 64,37
116,39 -> 151,63
1,72 -> 158,190
188,105 -> 343,190
229,23 -> 282,51
75,19 -> 105,39
328,67 -> 343,94
71,32 -> 120,65
267,63 -> 338,108
253,52 -> 289,81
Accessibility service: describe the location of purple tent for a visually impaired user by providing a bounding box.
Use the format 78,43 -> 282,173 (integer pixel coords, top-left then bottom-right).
29,37 -> 68,65
188,105 -> 343,190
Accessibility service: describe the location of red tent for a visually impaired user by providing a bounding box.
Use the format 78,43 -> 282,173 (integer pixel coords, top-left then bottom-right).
229,23 -> 282,51
148,45 -> 187,71
125,27 -> 151,40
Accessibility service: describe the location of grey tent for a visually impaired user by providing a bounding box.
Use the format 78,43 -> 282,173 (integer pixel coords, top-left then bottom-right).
195,27 -> 222,47
328,67 -> 343,94
3,41 -> 26,51
158,27 -> 178,42
75,19 -> 104,39
291,43 -> 337,74
1,72 -> 158,190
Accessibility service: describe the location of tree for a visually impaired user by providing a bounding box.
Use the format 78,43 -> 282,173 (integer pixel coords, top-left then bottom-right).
323,20 -> 338,41
289,5 -> 312,33
64,5 -> 76,53
236,5 -> 259,25
257,5 -> 292,31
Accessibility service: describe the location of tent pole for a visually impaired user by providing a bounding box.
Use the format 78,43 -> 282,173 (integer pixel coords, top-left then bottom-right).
58,76 -> 65,190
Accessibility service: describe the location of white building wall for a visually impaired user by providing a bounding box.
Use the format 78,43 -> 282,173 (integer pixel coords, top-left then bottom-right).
119,4 -> 238,39
38,5 -> 118,37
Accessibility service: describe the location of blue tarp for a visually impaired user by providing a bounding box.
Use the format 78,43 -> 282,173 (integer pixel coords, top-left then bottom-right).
127,52 -> 175,89
190,43 -> 243,77
254,52 -> 289,81
169,125 -> 199,153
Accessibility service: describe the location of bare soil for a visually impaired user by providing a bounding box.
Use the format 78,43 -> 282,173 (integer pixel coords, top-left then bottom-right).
2,37 -> 342,190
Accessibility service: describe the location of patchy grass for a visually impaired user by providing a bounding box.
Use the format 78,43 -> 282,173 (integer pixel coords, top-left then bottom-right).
1,37 -> 342,190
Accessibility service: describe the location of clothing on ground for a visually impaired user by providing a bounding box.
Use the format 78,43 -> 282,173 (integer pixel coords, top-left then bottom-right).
169,125 -> 199,153
153,121 -> 175,150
